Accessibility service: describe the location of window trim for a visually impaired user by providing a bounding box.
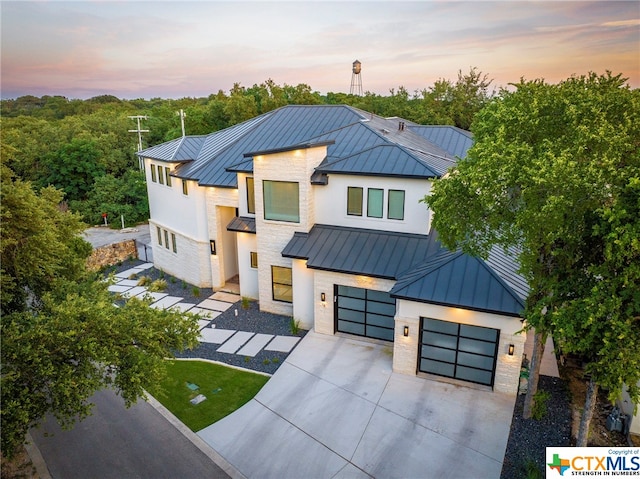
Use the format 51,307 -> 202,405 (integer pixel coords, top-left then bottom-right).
271,265 -> 293,303
347,186 -> 363,216
246,177 -> 255,215
388,189 -> 405,220
250,252 -> 258,269
263,180 -> 300,223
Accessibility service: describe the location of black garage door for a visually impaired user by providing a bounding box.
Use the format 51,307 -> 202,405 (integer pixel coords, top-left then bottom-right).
419,317 -> 499,387
335,285 -> 395,341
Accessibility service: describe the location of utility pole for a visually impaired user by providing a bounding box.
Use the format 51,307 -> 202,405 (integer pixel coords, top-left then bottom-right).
177,109 -> 186,137
128,115 -> 149,170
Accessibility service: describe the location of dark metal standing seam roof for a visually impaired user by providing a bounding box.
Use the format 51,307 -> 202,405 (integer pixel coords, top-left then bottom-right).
282,224 -> 436,279
226,216 -> 256,234
282,224 -> 528,317
409,126 -> 474,159
139,135 -> 208,162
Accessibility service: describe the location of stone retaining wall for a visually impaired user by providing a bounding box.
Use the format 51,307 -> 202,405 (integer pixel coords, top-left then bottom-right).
87,239 -> 138,271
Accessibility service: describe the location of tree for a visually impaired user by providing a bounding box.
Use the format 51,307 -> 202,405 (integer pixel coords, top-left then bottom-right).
0,163 -> 200,458
424,72 -> 640,445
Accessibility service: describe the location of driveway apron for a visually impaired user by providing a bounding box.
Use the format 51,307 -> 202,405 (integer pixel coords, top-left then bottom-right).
198,331 -> 516,479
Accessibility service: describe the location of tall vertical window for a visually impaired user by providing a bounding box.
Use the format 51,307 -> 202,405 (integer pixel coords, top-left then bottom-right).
165,167 -> 172,187
156,226 -> 162,245
367,188 -> 384,218
263,181 -> 299,222
250,252 -> 258,269
182,179 -> 188,195
271,266 -> 293,303
151,164 -> 157,183
171,233 -> 177,253
158,166 -> 165,185
246,177 -> 255,214
164,230 -> 169,249
388,190 -> 405,220
347,187 -> 363,216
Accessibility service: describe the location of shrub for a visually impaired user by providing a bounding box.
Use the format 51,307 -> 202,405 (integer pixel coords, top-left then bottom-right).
241,296 -> 250,309
148,279 -> 168,292
192,286 -> 200,297
532,390 -> 551,420
136,276 -> 151,286
289,318 -> 300,335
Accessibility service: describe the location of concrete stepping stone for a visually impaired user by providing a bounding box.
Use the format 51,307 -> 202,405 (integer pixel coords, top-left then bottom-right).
217,331 -> 254,354
108,284 -> 132,293
115,267 -> 149,279
211,291 -> 241,303
264,336 -> 300,353
151,296 -> 183,310
197,299 -> 234,312
121,286 -> 147,298
136,291 -> 167,302
198,319 -> 213,330
189,307 -> 221,319
116,279 -> 139,287
168,302 -> 196,313
200,328 -> 235,344
236,334 -> 274,357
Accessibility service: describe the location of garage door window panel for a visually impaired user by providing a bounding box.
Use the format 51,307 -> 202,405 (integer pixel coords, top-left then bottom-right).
335,285 -> 395,341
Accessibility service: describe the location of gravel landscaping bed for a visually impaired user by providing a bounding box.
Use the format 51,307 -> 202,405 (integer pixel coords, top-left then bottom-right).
500,375 -> 572,478
104,259 -> 307,375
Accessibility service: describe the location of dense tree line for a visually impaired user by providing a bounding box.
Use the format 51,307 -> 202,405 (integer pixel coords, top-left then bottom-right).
0,68 -> 491,227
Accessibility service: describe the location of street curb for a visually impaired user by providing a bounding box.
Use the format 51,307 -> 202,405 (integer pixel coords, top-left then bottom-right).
145,393 -> 248,479
24,432 -> 53,479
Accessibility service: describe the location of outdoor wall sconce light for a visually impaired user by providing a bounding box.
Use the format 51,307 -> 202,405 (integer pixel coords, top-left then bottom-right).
508,344 -> 515,356
403,326 -> 409,337
321,293 -> 326,302
210,240 -> 216,255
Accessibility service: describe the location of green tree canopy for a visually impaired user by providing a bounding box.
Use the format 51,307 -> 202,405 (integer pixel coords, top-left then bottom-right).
425,72 -> 640,444
0,163 -> 200,458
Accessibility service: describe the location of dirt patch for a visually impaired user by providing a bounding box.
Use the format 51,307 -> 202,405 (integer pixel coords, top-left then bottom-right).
561,359 -> 628,446
1,447 -> 39,479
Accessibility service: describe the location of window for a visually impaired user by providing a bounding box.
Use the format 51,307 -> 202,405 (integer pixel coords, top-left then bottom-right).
388,190 -> 405,220
156,226 -> 162,245
171,233 -> 177,253
151,164 -> 157,183
263,180 -> 299,222
246,177 -> 255,214
250,252 -> 258,269
182,179 -> 188,195
158,166 -> 165,185
271,266 -> 292,302
367,188 -> 384,218
164,230 -> 169,249
347,187 -> 363,216
165,167 -> 172,187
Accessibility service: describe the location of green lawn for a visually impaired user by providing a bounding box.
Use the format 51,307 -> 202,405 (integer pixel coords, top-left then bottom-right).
147,360 -> 270,432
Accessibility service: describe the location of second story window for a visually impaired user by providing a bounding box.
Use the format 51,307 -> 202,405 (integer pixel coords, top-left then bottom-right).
158,166 -> 164,185
388,190 -> 405,220
165,167 -> 172,187
263,180 -> 299,222
247,177 -> 255,214
182,179 -> 188,196
367,188 -> 384,218
347,187 -> 363,216
151,164 -> 157,183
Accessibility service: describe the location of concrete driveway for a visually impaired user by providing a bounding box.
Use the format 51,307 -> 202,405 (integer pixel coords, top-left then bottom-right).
198,332 -> 516,479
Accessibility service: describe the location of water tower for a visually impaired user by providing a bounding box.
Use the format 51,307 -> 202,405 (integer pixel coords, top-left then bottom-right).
350,60 -> 363,96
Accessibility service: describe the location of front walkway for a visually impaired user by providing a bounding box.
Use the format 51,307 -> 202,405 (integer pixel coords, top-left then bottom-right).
108,263 -> 300,359
198,332 -> 516,479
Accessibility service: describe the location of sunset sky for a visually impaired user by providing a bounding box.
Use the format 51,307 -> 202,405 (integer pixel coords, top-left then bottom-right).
1,1 -> 639,100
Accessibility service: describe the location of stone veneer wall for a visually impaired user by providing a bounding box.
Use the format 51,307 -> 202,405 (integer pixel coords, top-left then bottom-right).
87,240 -> 138,271
150,220 -> 213,288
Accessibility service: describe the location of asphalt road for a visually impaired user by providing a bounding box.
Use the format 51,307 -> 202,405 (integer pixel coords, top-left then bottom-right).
30,388 -> 232,479
83,224 -> 153,262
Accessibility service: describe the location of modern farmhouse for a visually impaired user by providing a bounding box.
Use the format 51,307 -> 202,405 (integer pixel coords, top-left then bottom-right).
138,105 -> 528,395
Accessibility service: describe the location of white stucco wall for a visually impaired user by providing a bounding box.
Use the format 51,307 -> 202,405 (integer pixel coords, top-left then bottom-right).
292,259 -> 315,330
236,233 -> 259,299
395,300 -> 525,395
314,175 -> 432,235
